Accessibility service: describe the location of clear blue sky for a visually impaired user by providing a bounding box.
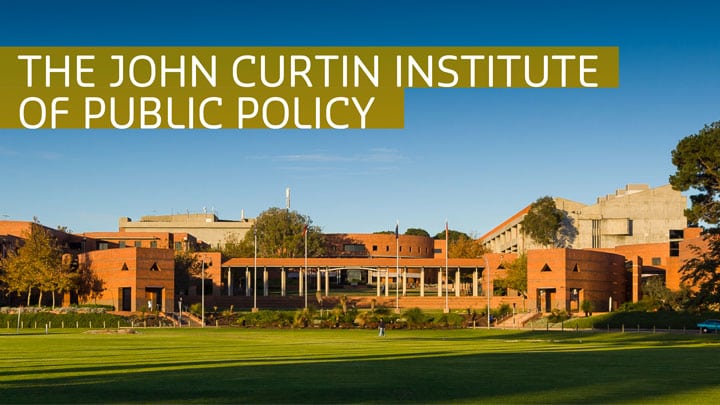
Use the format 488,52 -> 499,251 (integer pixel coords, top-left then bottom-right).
1,1 -> 718,236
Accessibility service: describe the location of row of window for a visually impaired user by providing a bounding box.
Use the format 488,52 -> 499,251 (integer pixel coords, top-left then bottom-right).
98,240 -> 159,250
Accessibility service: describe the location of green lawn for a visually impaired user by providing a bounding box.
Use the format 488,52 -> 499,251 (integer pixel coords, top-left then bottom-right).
2,327 -> 720,403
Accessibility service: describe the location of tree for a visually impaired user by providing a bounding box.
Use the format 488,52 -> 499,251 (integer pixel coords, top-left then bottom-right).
230,208 -> 325,258
431,229 -> 486,258
448,237 -> 487,259
0,224 -> 64,306
433,229 -> 471,242
670,121 -> 720,227
404,228 -> 430,237
670,121 -> 720,309
500,253 -> 527,297
520,196 -> 573,247
174,251 -> 202,295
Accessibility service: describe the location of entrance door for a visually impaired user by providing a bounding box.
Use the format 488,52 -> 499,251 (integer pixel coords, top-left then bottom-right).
120,287 -> 132,311
145,288 -> 163,312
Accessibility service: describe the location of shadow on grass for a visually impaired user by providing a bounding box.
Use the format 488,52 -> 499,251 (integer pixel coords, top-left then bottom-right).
3,343 -> 720,403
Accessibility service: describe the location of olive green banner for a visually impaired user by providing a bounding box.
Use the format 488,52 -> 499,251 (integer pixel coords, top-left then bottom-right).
0,47 -> 618,129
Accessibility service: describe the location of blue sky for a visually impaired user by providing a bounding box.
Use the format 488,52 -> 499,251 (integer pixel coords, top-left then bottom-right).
1,1 -> 718,237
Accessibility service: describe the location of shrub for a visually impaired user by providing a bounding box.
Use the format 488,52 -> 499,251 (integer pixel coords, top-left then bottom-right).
547,309 -> 570,323
402,307 -> 428,329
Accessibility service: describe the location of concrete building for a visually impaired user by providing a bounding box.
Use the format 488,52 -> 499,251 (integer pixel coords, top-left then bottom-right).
481,184 -> 688,253
119,212 -> 254,249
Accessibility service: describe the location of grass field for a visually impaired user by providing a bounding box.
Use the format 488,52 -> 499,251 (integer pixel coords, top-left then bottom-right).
2,327 -> 720,403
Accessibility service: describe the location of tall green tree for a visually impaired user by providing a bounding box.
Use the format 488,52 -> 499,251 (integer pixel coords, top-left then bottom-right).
520,196 -> 568,247
227,208 -> 325,258
670,121 -> 720,227
670,121 -> 720,309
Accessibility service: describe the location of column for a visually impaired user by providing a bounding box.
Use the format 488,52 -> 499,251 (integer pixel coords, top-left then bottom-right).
384,268 -> 389,297
281,267 -> 286,297
473,268 -> 478,297
455,268 -> 461,297
316,268 -> 321,292
400,267 -> 405,296
299,268 -> 303,296
263,267 -> 269,296
227,267 -> 233,296
437,268 -> 443,297
376,269 -> 381,296
325,269 -> 330,296
420,267 -> 425,297
245,268 -> 251,296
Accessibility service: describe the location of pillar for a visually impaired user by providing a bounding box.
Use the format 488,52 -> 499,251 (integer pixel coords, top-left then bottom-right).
281,268 -> 286,297
420,267 -> 425,297
227,267 -> 233,296
455,268 -> 461,297
245,268 -> 251,296
472,268 -> 478,297
437,268 -> 443,297
385,268 -> 389,297
402,267 -> 407,296
263,267 -> 268,296
299,268 -> 304,296
376,269 -> 381,296
325,269 -> 330,296
317,268 -> 321,292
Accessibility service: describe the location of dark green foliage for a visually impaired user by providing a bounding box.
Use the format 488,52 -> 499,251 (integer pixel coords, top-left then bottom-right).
680,236 -> 720,309
518,197 -> 578,248
433,229 -> 471,242
221,208 -> 325,258
404,228 -> 430,237
669,121 -> 720,226
0,311 -> 127,329
670,121 -> 720,309
402,307 -> 429,328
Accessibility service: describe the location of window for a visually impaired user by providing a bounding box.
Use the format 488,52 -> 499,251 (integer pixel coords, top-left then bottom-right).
343,244 -> 365,253
372,245 -> 378,252
434,248 -> 442,254
121,262 -> 129,271
134,241 -> 142,248
572,264 -> 579,272
386,246 -> 390,252
98,242 -> 109,250
540,264 -> 552,272
669,229 -> 684,240
150,241 -> 158,248
651,257 -> 662,266
118,241 -> 126,248
174,242 -> 182,250
149,262 -> 160,271
669,241 -> 680,257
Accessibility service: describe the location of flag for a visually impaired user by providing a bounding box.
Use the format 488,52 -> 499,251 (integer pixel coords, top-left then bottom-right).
395,221 -> 399,239
303,224 -> 308,237
445,220 -> 449,241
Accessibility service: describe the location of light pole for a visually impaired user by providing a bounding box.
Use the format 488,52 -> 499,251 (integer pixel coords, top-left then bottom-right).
201,256 -> 205,328
253,227 -> 258,312
444,220 -> 449,313
178,296 -> 183,327
484,255 -> 491,329
200,255 -> 213,328
395,220 -> 399,313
